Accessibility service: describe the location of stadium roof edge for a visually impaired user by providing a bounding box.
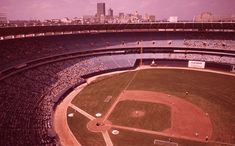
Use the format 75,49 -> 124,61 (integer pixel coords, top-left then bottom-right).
0,22 -> 234,39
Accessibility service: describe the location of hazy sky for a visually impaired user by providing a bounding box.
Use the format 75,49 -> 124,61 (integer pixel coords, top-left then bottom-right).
1,0 -> 235,20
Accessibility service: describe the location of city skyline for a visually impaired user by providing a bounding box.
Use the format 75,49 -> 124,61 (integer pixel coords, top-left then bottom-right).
1,0 -> 235,20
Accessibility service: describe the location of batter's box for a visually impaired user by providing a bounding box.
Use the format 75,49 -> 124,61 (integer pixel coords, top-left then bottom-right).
153,139 -> 178,146
104,95 -> 112,102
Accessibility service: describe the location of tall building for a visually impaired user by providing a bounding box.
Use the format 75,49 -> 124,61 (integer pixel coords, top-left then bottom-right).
193,12 -> 235,22
119,13 -> 124,18
194,12 -> 213,22
97,3 -> 105,17
0,13 -> 7,23
149,15 -> 156,22
108,8 -> 113,18
168,16 -> 178,22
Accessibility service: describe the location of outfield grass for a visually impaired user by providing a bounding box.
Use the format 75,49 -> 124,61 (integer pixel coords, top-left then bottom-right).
72,72 -> 135,117
108,100 -> 171,131
126,69 -> 235,143
67,107 -> 105,146
70,69 -> 235,144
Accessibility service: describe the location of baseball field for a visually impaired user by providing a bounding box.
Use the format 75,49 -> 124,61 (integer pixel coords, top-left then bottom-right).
66,68 -> 235,146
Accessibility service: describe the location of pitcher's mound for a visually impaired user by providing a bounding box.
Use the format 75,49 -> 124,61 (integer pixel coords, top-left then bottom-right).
131,110 -> 145,118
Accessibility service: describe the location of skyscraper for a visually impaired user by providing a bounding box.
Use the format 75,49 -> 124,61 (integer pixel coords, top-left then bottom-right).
0,13 -> 7,23
108,8 -> 113,18
119,13 -> 124,18
97,3 -> 105,17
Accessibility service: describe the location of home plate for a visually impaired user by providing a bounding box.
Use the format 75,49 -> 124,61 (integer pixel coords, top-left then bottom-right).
95,113 -> 102,117
68,113 -> 74,117
112,130 -> 119,135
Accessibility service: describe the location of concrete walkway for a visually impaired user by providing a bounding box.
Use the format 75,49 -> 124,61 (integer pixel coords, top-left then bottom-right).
54,87 -> 83,146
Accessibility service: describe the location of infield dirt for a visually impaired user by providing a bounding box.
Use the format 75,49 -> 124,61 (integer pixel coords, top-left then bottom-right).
115,90 -> 213,140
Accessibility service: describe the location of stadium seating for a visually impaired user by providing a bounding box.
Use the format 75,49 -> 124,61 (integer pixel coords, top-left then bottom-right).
0,32 -> 234,70
0,30 -> 234,145
0,55 -> 137,145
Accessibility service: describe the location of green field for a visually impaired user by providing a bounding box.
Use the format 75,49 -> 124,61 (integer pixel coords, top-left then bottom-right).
108,100 -> 171,131
70,69 -> 235,145
72,72 -> 134,117
67,107 -> 105,146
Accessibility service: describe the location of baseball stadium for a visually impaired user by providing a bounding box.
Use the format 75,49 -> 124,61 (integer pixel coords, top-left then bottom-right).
0,23 -> 235,146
